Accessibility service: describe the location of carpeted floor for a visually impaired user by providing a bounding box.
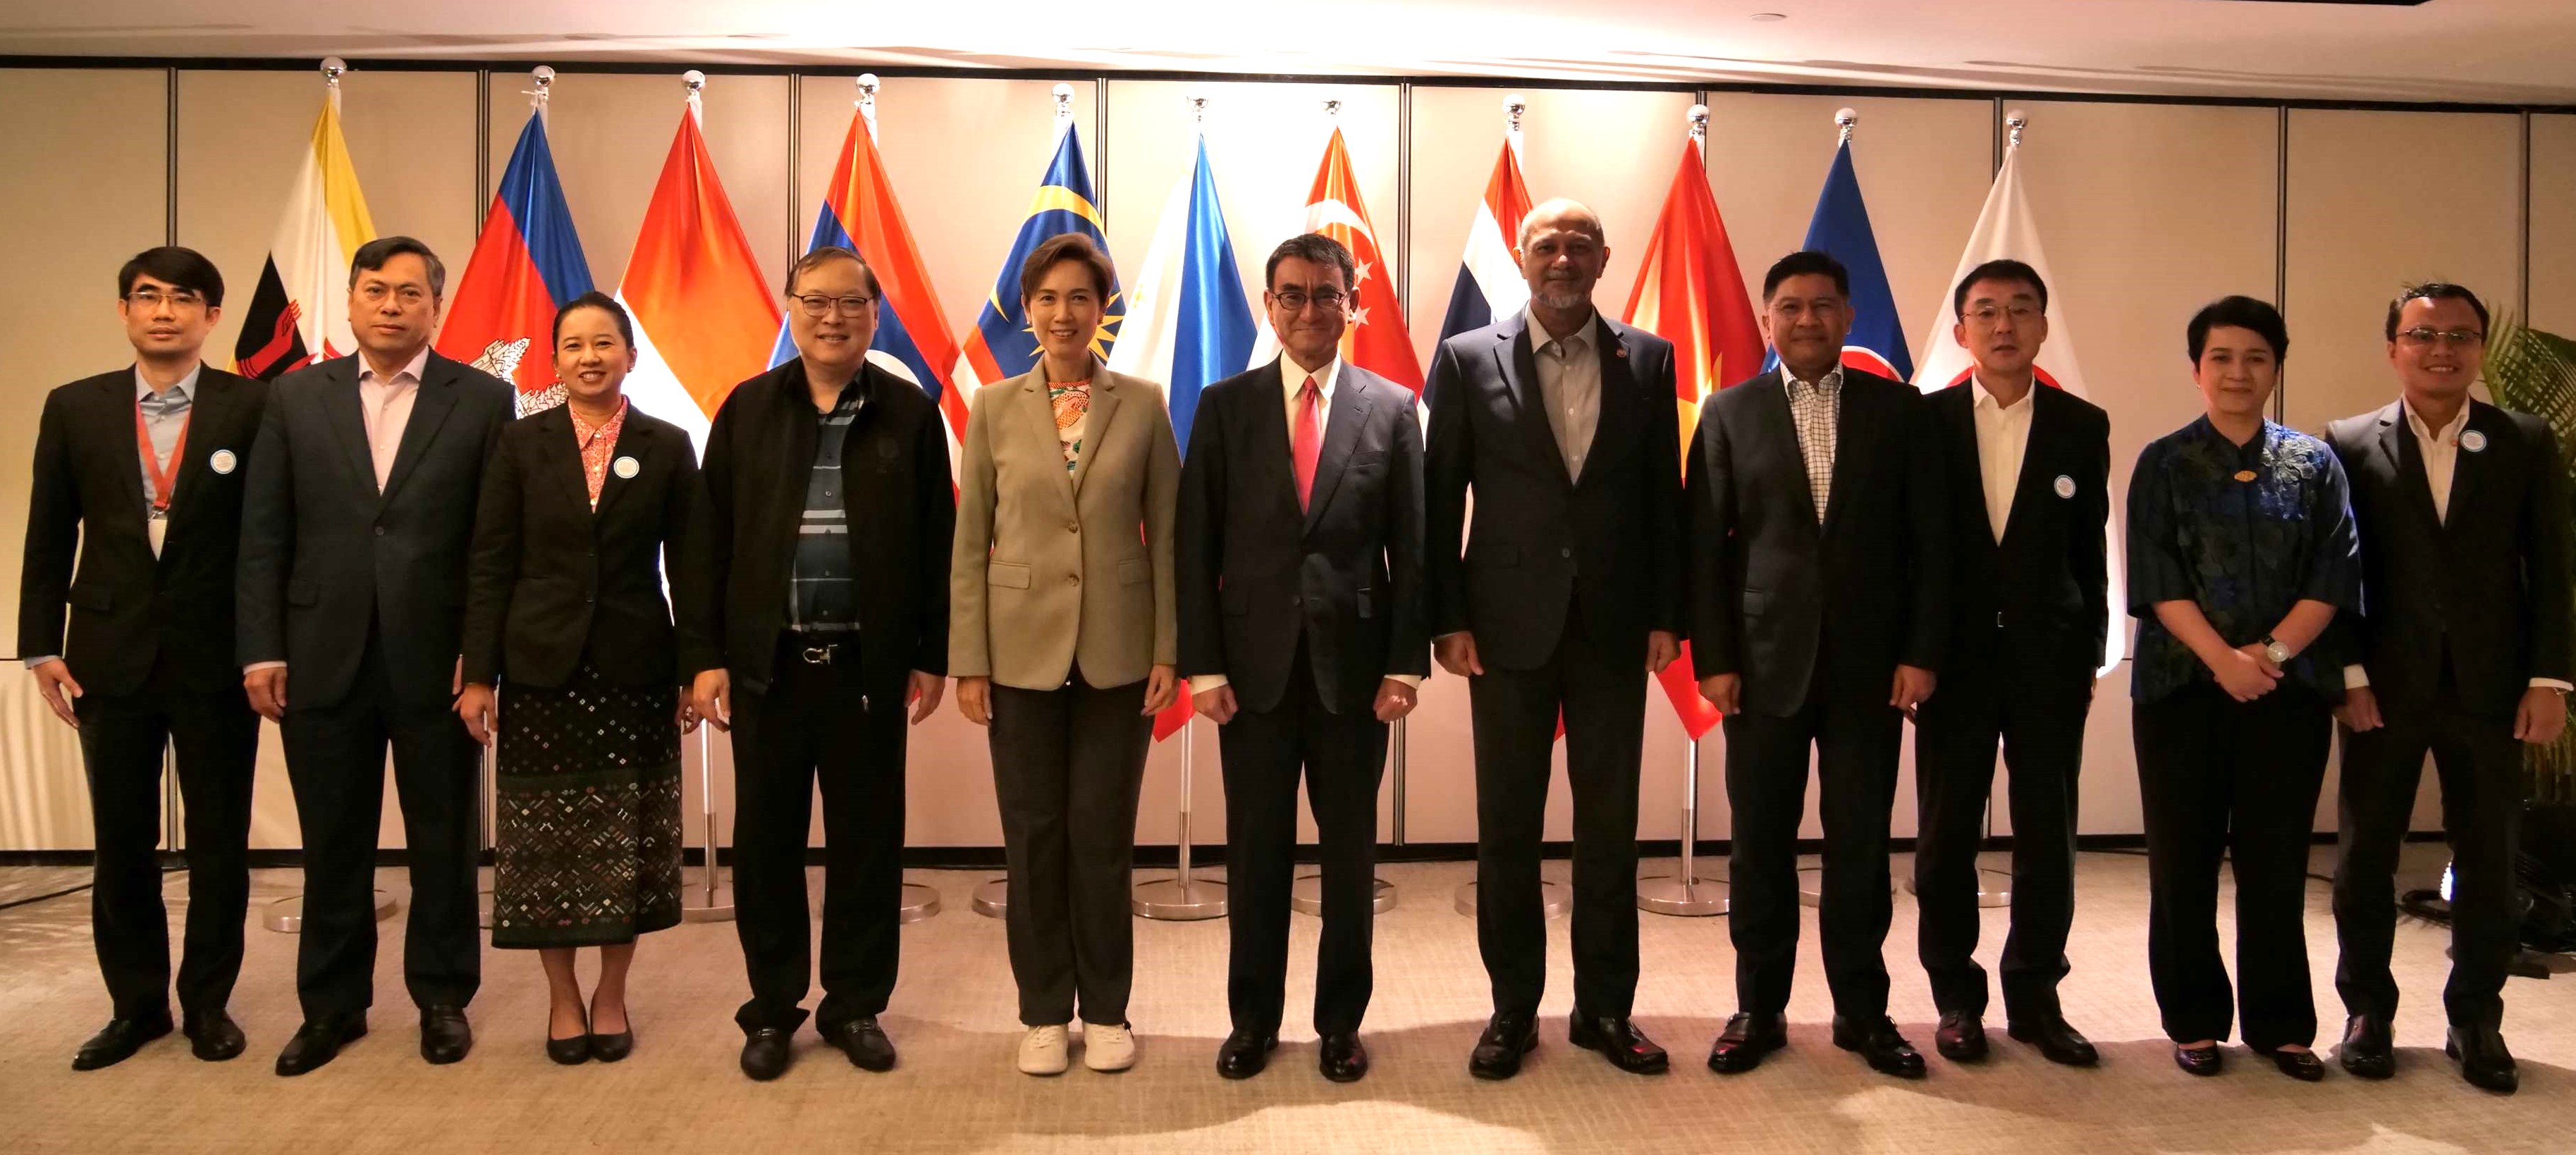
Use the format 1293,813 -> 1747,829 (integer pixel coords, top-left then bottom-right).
1,845 -> 2568,1154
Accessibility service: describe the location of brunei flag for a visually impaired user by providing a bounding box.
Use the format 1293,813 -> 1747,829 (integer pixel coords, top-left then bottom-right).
232,82 -> 375,380
1770,136 -> 1912,381
1249,126 -> 1423,397
436,102 -> 593,411
615,85 -> 782,452
1622,127 -> 1764,740
772,95 -> 965,467
1433,136 -> 1533,343
950,119 -> 1121,398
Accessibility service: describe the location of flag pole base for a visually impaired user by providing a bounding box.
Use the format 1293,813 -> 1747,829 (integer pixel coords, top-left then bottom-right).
971,877 -> 1010,918
1637,871 -> 1730,917
1290,874 -> 1396,916
1133,875 -> 1227,920
896,882 -> 942,924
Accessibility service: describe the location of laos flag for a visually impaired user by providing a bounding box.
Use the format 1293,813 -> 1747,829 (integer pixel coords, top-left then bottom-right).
437,107 -> 593,408
1770,138 -> 1910,383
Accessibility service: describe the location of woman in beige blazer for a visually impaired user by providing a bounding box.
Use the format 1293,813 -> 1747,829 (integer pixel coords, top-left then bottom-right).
952,233 -> 1179,1076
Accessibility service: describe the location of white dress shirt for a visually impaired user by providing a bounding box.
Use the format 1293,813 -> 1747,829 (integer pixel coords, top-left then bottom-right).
1971,373 -> 2037,543
1526,307 -> 1602,479
1781,364 -> 1844,523
357,347 -> 430,492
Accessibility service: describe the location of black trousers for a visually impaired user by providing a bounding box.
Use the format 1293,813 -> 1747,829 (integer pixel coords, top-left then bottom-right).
1724,664 -> 1904,1022
1219,641 -> 1389,1035
989,673 -> 1150,1027
1911,666 -> 2089,1020
2133,682 -> 2330,1049
2333,676 -> 2522,1031
281,625 -> 482,1018
75,651 -> 259,1022
729,636 -> 907,1034
1468,607 -> 1645,1019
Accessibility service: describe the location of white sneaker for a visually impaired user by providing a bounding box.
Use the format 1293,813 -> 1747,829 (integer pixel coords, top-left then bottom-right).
1017,1025 -> 1070,1075
1083,1023 -> 1137,1072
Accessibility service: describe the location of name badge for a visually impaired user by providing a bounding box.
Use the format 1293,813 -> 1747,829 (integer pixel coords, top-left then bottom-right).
2460,429 -> 2489,453
209,448 -> 238,475
2053,474 -> 2075,499
612,455 -> 640,479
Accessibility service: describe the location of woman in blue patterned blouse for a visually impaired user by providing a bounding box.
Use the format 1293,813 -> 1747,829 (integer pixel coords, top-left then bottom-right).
2126,295 -> 2360,1083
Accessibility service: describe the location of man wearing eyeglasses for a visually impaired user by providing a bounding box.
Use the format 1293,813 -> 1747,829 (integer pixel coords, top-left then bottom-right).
677,245 -> 953,1081
20,247 -> 265,1070
2323,283 -> 2572,1095
1178,233 -> 1426,1083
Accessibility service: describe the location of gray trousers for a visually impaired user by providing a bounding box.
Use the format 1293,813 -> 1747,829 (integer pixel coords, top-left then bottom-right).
989,674 -> 1151,1027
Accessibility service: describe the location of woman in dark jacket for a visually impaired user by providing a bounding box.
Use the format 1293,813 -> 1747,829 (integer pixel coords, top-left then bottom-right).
456,292 -> 699,1065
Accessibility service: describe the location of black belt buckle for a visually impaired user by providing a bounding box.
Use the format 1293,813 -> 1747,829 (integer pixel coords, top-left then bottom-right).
801,643 -> 838,665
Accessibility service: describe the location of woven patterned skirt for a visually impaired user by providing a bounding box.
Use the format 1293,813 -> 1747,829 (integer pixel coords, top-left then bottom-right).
490,665 -> 684,949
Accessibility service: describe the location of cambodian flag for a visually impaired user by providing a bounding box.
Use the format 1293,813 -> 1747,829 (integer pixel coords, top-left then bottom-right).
950,120 -> 1121,399
437,106 -> 592,407
1771,138 -> 1912,382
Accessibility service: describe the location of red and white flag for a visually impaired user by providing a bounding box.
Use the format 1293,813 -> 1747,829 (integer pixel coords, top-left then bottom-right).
1250,125 -> 1423,396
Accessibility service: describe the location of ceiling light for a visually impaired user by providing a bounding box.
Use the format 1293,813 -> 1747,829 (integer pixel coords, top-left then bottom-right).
1751,12 -> 1787,20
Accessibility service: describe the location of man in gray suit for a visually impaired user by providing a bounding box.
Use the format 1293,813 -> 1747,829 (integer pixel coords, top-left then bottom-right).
238,237 -> 513,1076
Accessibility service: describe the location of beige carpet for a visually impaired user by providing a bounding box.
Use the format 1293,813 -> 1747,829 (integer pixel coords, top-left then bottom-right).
2,846 -> 2569,1154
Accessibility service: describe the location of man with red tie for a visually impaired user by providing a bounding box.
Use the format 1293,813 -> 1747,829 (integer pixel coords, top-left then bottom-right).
1178,233 -> 1428,1083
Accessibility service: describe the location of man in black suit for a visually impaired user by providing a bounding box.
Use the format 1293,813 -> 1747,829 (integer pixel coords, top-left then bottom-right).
1911,259 -> 2107,1068
238,237 -> 514,1075
1692,249 -> 1948,1079
2326,282 -> 2572,1095
1425,198 -> 1683,1080
20,247 -> 265,1070
679,246 -> 953,1082
1179,233 -> 1427,1085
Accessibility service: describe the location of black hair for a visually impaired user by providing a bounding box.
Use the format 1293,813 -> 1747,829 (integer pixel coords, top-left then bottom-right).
348,235 -> 446,297
117,245 -> 225,307
2186,295 -> 2290,364
1951,258 -> 2048,318
1264,233 -> 1356,293
2385,282 -> 2489,341
1017,233 -> 1114,302
1761,250 -> 1850,302
551,290 -> 635,347
786,245 -> 883,299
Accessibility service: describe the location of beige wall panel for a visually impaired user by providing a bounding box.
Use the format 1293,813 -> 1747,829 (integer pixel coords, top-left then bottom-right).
1705,92 -> 1994,376
2283,109 -> 2520,433
489,70 -> 790,302
0,69 -> 167,848
2532,115 -> 2576,335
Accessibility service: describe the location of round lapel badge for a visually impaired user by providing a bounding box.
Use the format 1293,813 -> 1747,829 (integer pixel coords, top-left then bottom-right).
208,448 -> 238,475
612,455 -> 640,479
2460,429 -> 2489,453
2053,474 -> 2076,500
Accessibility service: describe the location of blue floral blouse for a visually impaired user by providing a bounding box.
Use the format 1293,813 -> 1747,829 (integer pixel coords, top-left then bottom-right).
2126,417 -> 2360,704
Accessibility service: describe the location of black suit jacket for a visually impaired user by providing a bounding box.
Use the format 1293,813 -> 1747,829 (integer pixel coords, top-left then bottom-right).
1177,359 -> 1428,715
236,352 -> 513,709
18,366 -> 267,696
1424,312 -> 1683,672
461,402 -> 698,691
2325,399 -> 2574,717
1927,381 -> 2109,695
1687,366 -> 1949,717
675,359 -> 954,693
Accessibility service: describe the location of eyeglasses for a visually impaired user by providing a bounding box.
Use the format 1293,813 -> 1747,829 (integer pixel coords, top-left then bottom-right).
1271,288 -> 1349,313
795,293 -> 877,317
1964,304 -> 2040,323
125,288 -> 207,310
2396,326 -> 2484,348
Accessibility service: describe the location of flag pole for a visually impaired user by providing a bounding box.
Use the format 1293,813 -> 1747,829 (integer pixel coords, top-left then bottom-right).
675,64 -> 738,925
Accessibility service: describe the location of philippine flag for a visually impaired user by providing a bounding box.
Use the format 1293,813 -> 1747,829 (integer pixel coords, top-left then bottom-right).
1105,132 -> 1255,459
1772,135 -> 1912,382
436,102 -> 593,411
950,118 -> 1122,399
1433,137 -> 1534,344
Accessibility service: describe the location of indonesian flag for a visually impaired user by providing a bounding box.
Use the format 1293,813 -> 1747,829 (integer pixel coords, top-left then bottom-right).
615,87 -> 783,452
1913,142 -> 2126,674
1622,132 -> 1764,741
772,96 -> 966,476
231,82 -> 374,380
436,103 -> 593,409
1434,137 -> 1533,344
1249,126 -> 1423,395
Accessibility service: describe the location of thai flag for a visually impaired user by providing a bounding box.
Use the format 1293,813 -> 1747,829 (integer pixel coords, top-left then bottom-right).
773,99 -> 966,467
1772,138 -> 1912,382
1433,137 -> 1534,343
437,105 -> 593,409
1105,133 -> 1253,458
949,121 -> 1121,399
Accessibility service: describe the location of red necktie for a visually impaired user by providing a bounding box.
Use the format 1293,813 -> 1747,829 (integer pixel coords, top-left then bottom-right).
1292,376 -> 1322,512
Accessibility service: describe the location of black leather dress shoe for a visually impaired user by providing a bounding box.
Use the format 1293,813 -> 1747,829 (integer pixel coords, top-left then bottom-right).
1832,1016 -> 1925,1079
2254,1045 -> 2324,1082
2007,1016 -> 2099,1067
1934,1012 -> 1987,1062
823,1016 -> 896,1072
1707,1012 -> 1787,1074
420,1005 -> 472,1065
1215,1029 -> 1277,1080
72,1015 -> 172,1070
1319,1032 -> 1369,1083
1568,1011 -> 1668,1075
740,1027 -> 792,1081
2337,1016 -> 2393,1080
1468,1011 -> 1538,1080
2446,1025 -> 2517,1094
2172,1042 -> 2222,1077
590,1021 -> 635,1063
547,1011 -> 591,1066
275,1015 -> 367,1077
184,1010 -> 246,1062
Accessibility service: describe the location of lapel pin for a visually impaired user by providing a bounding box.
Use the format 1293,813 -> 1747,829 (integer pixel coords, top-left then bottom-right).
2460,429 -> 2488,453
2053,474 -> 2075,499
612,455 -> 640,479
2232,469 -> 2258,483
1613,342 -> 1629,359
209,449 -> 238,475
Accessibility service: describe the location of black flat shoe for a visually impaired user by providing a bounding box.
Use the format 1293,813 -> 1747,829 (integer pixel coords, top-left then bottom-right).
419,1005 -> 473,1065
590,1024 -> 635,1063
1468,1011 -> 1538,1080
740,1027 -> 793,1081
2337,1015 -> 2393,1080
823,1016 -> 896,1072
1568,1011 -> 1668,1075
2173,1042 -> 2222,1077
183,1010 -> 245,1062
1215,1029 -> 1277,1080
1831,1015 -> 1925,1079
73,1015 -> 173,1071
2006,1016 -> 2099,1067
2447,1025 -> 2517,1094
275,1014 -> 367,1077
1319,1032 -> 1369,1083
547,1009 -> 591,1066
1707,1012 -> 1788,1074
1935,1011 -> 1987,1062
2255,1045 -> 2324,1082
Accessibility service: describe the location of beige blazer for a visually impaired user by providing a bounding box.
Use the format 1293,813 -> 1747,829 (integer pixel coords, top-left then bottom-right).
950,364 -> 1180,691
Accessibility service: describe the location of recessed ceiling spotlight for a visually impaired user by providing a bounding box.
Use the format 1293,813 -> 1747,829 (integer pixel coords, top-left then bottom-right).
1751,11 -> 1787,20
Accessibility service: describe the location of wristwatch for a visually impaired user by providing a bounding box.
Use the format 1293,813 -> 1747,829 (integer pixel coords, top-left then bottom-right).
2260,635 -> 2292,665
